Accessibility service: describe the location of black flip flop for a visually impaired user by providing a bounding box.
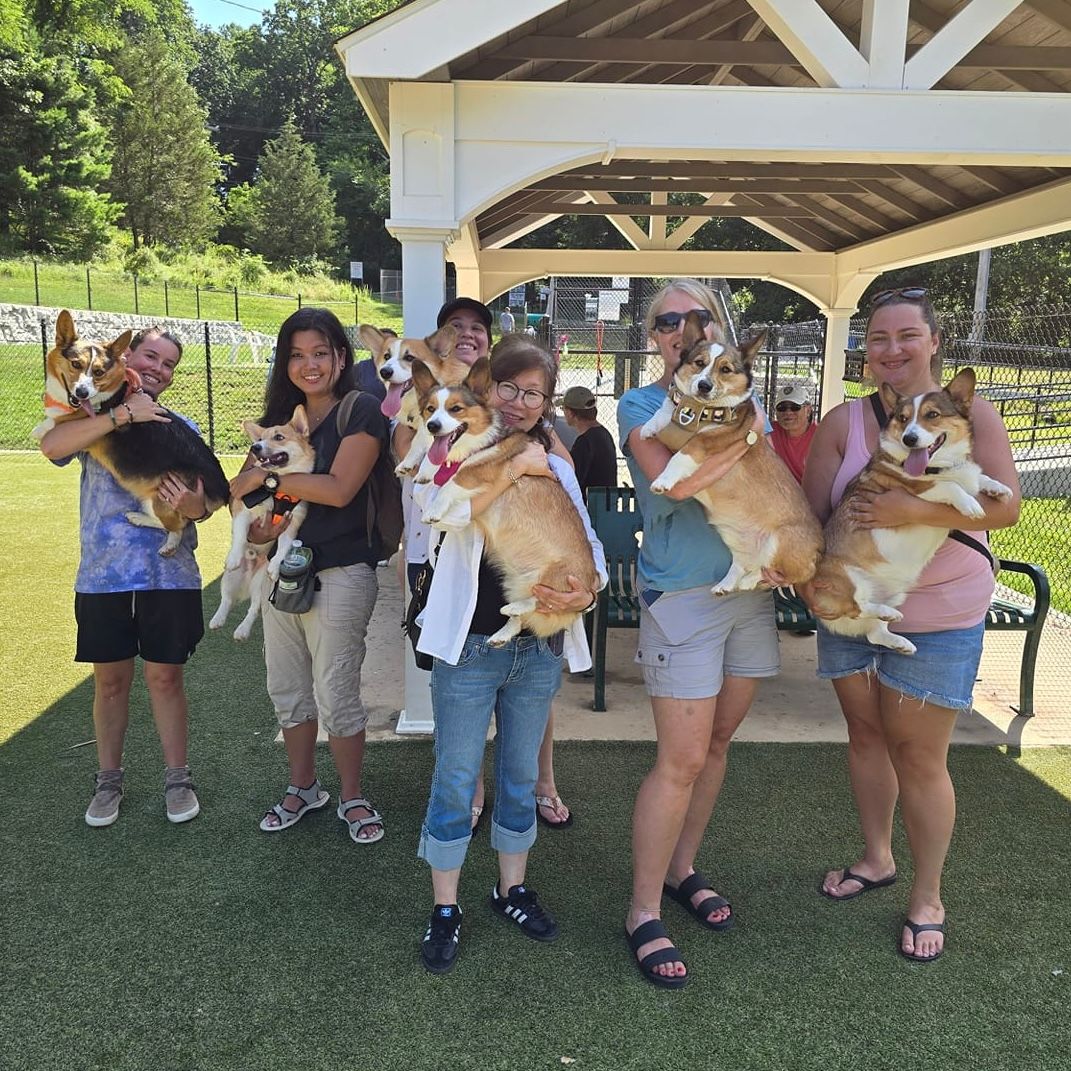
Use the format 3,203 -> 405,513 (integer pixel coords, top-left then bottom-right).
899,920 -> 946,963
663,870 -> 733,932
820,866 -> 897,901
625,920 -> 688,990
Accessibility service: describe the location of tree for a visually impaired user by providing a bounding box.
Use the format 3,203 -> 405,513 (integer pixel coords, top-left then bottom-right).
107,30 -> 223,248
0,45 -> 119,257
245,117 -> 339,265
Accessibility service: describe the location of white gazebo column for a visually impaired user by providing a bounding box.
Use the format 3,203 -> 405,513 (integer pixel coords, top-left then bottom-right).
386,225 -> 455,734
818,308 -> 856,413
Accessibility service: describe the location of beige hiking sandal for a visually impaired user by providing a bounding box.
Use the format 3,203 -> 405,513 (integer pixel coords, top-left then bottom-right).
85,768 -> 124,827
164,766 -> 201,824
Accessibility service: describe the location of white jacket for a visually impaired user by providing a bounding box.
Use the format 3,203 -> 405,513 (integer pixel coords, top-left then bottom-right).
414,455 -> 608,671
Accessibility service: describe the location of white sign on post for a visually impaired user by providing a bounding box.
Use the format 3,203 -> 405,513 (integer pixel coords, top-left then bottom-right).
349,261 -> 364,281
507,285 -> 526,306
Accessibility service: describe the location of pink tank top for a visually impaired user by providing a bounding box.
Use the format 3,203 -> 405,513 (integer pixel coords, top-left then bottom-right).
828,399 -> 994,633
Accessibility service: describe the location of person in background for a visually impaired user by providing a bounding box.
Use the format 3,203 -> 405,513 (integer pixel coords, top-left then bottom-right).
769,382 -> 817,484
39,327 -> 214,827
499,307 -> 516,335
561,385 -> 617,498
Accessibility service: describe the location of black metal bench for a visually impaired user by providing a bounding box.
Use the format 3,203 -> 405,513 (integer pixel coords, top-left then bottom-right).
586,486 -> 1050,717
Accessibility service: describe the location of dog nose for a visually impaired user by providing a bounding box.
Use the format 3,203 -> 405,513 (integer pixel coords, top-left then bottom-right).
697,380 -> 712,395
379,367 -> 392,380
427,420 -> 441,434
75,385 -> 90,398
251,442 -> 265,455
902,431 -> 918,447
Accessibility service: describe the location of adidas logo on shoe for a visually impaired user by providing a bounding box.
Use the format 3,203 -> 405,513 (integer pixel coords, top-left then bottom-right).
490,883 -> 559,942
421,904 -> 462,974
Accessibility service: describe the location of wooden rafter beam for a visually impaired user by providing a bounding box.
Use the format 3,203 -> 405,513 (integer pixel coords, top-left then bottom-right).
561,163 -> 900,180
731,193 -> 838,251
892,165 -> 974,210
530,177 -> 868,194
778,194 -> 872,240
521,201 -> 815,218
855,180 -> 930,221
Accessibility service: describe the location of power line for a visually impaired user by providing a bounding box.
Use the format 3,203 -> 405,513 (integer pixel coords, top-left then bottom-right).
214,0 -> 268,13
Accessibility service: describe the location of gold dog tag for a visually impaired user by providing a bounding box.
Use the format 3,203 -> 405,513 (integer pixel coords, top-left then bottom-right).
745,430 -> 758,446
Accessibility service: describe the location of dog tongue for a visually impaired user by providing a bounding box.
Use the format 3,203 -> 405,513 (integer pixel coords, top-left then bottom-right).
81,401 -> 97,418
381,383 -> 406,419
904,448 -> 930,477
428,434 -> 450,467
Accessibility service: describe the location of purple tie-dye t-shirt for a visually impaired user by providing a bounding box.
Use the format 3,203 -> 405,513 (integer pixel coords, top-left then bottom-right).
54,416 -> 203,594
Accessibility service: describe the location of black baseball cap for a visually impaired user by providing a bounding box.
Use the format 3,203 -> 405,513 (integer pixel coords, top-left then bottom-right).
436,297 -> 493,331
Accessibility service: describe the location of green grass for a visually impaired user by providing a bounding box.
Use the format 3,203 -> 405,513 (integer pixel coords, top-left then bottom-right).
2,452 -> 1071,1070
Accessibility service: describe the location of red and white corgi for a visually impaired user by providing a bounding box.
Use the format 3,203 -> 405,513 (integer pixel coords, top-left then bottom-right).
808,368 -> 1013,653
640,311 -> 823,592
211,407 -> 317,640
412,358 -> 599,647
357,323 -> 469,477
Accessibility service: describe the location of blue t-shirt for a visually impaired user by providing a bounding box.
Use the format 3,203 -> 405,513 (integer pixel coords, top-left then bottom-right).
617,383 -> 733,592
54,415 -> 203,594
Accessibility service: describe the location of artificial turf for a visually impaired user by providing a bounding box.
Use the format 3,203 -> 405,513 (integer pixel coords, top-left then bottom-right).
2,454 -> 1070,1071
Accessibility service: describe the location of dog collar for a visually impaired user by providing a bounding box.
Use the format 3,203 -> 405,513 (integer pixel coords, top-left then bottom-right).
668,384 -> 745,431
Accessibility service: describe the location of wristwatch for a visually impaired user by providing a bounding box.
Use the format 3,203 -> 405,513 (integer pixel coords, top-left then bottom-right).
264,472 -> 281,493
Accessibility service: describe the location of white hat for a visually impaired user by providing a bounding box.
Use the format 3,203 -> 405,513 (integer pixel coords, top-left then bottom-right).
776,383 -> 811,406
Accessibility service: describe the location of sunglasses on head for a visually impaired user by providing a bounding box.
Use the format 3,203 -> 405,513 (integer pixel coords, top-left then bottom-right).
652,308 -> 715,334
775,402 -> 803,413
869,287 -> 927,310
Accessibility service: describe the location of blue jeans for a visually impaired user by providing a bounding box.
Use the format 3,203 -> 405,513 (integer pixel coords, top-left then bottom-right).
418,633 -> 563,871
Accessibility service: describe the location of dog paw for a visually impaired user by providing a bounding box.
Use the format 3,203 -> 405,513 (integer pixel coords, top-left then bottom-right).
981,481 -> 1013,501
395,462 -> 418,478
224,554 -> 244,573
233,625 -> 252,642
208,613 -> 226,630
959,498 -> 987,520
650,480 -> 669,495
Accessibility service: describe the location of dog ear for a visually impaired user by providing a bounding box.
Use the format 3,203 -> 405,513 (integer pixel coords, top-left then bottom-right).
56,310 -> 76,350
290,405 -> 310,437
109,330 -> 133,361
739,330 -> 767,370
879,381 -> 902,414
411,358 -> 437,397
425,324 -> 457,358
680,312 -> 707,351
357,324 -> 387,355
944,367 -> 976,411
242,419 -> 264,441
465,356 -> 493,398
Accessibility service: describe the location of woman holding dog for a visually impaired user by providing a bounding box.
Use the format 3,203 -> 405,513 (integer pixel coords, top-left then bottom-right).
801,287 -> 1020,962
40,326 -> 212,827
413,336 -> 607,974
229,308 -> 389,844
617,279 -> 779,989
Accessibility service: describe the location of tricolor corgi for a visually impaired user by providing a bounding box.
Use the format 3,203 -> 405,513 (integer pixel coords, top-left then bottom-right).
412,358 -> 599,647
808,368 -> 1013,653
357,323 -> 470,477
640,311 -> 823,592
35,311 -> 229,556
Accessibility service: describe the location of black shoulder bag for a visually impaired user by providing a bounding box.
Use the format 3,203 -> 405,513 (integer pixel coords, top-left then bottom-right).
403,533 -> 445,672
867,392 -> 998,572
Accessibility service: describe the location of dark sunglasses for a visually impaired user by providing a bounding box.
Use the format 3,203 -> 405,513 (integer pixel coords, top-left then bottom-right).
869,286 -> 927,309
775,402 -> 803,413
652,308 -> 714,334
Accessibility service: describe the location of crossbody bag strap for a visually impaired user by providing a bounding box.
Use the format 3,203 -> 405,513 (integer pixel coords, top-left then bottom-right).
868,391 -> 888,430
335,389 -> 361,436
949,529 -> 997,572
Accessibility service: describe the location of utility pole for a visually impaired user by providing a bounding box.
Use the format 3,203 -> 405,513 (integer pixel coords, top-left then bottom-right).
971,247 -> 992,345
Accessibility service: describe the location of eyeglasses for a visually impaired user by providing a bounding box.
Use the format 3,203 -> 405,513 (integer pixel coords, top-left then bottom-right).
652,308 -> 715,334
495,380 -> 548,410
775,402 -> 803,413
869,287 -> 927,310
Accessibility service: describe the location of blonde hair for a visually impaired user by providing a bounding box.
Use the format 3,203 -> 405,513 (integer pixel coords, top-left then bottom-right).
644,279 -> 724,340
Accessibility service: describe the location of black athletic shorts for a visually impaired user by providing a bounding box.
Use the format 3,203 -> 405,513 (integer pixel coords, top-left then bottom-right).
74,590 -> 205,665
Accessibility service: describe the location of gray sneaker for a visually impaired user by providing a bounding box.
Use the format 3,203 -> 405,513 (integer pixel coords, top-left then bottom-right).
85,768 -> 124,827
164,766 -> 201,824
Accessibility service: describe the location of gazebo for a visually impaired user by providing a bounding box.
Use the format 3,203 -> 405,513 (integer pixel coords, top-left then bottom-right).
335,0 -> 1071,727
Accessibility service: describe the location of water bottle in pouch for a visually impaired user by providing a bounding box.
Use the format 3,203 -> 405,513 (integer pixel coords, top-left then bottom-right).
271,541 -> 316,612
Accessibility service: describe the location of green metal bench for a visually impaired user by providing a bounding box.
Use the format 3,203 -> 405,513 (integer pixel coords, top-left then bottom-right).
586,486 -> 1050,717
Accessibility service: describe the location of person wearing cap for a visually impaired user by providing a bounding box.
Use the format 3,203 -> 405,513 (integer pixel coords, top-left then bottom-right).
561,385 -> 617,498
770,382 -> 817,484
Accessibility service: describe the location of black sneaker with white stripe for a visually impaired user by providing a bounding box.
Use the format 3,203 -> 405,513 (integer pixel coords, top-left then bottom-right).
490,883 -> 559,942
421,904 -> 462,974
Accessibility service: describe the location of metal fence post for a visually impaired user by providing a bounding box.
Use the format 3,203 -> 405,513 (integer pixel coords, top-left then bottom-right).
164,280 -> 169,317
133,274 -> 139,315
297,293 -> 302,310
33,260 -> 40,306
354,289 -> 359,325
86,267 -> 92,310
40,317 -> 48,374
233,286 -> 239,322
195,284 -> 201,319
204,321 -> 215,451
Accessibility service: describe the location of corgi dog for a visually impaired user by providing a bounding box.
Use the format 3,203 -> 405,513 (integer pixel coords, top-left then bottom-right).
357,323 -> 469,477
640,311 -> 823,593
35,310 -> 229,556
33,310 -> 134,439
809,368 -> 1013,654
413,357 -> 599,647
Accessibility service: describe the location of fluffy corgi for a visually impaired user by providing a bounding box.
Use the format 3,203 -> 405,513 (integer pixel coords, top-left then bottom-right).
33,310 -> 134,439
357,323 -> 469,477
220,407 -> 317,585
809,368 -> 1012,653
36,310 -> 229,556
640,312 -> 823,593
413,358 -> 599,647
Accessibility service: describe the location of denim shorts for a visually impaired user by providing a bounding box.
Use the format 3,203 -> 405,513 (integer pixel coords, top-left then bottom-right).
816,621 -> 985,711
636,585 -> 780,699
